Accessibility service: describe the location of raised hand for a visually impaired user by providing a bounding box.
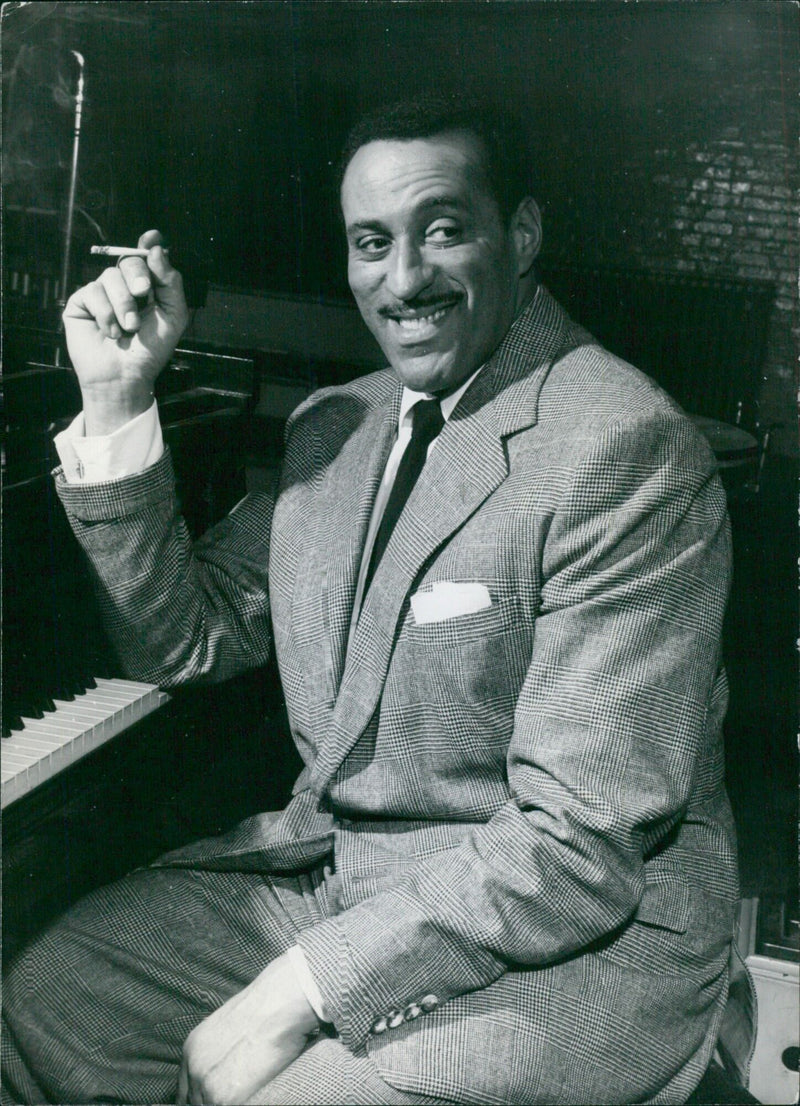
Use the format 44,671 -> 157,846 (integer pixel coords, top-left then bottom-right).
63,229 -> 189,434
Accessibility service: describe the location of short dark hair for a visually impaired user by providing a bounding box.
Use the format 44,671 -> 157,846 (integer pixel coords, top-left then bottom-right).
337,94 -> 533,224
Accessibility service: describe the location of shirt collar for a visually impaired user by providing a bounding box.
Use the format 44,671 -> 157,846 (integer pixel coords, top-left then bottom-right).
398,365 -> 484,431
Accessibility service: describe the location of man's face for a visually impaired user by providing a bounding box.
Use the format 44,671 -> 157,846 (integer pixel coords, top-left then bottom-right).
341,132 -> 533,395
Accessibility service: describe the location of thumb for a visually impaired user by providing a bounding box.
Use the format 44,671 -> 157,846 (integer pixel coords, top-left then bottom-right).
147,245 -> 188,323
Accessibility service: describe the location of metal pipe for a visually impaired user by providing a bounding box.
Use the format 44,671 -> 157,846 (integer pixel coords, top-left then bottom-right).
54,51 -> 85,366
57,50 -> 85,311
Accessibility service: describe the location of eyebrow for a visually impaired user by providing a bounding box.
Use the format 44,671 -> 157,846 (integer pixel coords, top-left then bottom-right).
346,195 -> 467,237
346,218 -> 387,237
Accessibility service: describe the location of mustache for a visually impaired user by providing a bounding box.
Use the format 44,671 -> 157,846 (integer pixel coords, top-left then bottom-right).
378,294 -> 462,319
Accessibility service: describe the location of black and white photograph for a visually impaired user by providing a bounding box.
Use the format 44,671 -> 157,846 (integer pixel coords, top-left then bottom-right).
2,2 -> 797,1103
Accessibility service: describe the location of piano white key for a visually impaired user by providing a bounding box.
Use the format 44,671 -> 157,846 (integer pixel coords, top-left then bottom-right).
15,716 -> 89,740
2,751 -> 41,791
3,734 -> 64,758
2,679 -> 170,808
2,722 -> 76,788
1,771 -> 22,807
94,681 -> 154,704
96,678 -> 158,695
49,702 -> 119,726
3,734 -> 68,786
52,694 -> 124,717
2,748 -> 41,769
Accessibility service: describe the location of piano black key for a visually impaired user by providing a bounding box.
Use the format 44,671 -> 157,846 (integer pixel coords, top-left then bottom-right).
8,682 -> 46,724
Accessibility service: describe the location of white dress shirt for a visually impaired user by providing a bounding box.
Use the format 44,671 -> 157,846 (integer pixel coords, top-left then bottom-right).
54,402 -> 165,483
53,366 -> 482,1021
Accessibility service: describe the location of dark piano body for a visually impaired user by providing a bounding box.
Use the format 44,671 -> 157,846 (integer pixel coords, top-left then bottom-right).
2,338 -> 300,963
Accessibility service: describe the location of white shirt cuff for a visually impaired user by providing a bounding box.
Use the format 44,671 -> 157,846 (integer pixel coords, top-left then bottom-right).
54,400 -> 164,483
286,944 -> 330,1023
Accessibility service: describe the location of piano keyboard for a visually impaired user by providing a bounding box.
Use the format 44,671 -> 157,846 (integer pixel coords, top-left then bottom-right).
1,678 -> 170,809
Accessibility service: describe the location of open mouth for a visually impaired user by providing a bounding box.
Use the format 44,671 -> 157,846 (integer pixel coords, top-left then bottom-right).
383,298 -> 461,340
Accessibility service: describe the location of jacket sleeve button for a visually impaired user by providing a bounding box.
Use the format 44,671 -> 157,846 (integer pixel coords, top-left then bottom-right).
387,1009 -> 405,1029
420,994 -> 439,1012
370,1016 -> 389,1035
403,1003 -> 422,1020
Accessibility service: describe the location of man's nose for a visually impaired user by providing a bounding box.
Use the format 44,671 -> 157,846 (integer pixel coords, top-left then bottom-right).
385,240 -> 434,301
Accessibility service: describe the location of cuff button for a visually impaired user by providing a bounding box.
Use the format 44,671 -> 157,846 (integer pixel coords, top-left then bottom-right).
370,1016 -> 388,1035
420,994 -> 439,1012
387,1009 -> 405,1029
403,1003 -> 422,1020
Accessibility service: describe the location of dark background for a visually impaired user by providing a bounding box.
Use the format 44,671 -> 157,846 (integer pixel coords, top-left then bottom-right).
2,0 -> 797,935
3,0 -> 797,452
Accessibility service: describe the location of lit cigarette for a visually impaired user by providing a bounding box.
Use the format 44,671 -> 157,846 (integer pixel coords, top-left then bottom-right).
90,245 -> 168,258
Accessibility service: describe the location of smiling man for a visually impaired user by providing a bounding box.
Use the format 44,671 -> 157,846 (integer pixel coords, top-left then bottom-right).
3,97 -> 740,1106
341,127 -> 540,395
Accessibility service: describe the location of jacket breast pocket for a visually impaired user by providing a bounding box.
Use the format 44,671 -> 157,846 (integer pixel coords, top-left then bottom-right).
407,592 -> 519,645
395,595 -> 533,708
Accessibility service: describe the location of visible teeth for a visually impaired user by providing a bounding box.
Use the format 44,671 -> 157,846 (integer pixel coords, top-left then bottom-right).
394,307 -> 450,329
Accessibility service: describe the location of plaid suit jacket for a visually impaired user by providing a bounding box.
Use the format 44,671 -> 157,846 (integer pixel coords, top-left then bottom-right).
56,289 -> 738,1104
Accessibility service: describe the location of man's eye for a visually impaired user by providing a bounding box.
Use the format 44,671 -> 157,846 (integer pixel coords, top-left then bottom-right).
356,235 -> 390,255
426,221 -> 461,244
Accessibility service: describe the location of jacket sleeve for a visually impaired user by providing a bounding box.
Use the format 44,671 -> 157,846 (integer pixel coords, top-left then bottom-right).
53,447 -> 275,687
296,408 -> 733,1052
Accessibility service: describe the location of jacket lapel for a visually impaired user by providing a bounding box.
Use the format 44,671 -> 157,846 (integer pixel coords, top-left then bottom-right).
309,287 -> 575,793
297,386 -> 401,714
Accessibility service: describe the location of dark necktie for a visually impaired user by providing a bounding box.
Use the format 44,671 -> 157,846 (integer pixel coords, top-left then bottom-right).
364,398 -> 444,591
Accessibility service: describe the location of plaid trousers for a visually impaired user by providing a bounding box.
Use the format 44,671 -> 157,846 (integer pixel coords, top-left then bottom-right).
1,858 -> 456,1106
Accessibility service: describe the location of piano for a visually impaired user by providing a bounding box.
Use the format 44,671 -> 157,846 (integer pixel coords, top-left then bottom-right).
1,340 -> 289,962
2,679 -> 171,810
2,341 -> 261,812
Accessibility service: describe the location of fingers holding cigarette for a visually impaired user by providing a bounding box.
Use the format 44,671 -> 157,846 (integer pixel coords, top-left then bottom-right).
64,229 -> 186,357
89,228 -> 169,259
88,233 -> 185,331
62,229 -> 188,413
92,230 -> 169,276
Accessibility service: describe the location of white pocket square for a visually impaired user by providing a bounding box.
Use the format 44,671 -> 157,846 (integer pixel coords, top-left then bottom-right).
410,582 -> 492,625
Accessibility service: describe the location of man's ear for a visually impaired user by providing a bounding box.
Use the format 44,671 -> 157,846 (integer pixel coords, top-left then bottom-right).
510,197 -> 542,277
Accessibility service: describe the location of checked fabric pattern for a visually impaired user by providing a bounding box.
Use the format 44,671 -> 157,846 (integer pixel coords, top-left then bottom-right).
5,288 -> 740,1105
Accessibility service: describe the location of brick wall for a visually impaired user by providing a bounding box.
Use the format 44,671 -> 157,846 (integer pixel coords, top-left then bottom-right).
535,6 -> 798,457
638,130 -> 797,455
